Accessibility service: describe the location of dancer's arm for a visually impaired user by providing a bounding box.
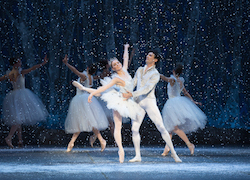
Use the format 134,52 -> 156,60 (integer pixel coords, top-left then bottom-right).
128,47 -> 136,67
21,54 -> 48,75
88,77 -> 121,103
182,85 -> 202,105
131,73 -> 160,98
62,54 -> 87,81
122,44 -> 130,70
160,74 -> 175,86
0,74 -> 7,81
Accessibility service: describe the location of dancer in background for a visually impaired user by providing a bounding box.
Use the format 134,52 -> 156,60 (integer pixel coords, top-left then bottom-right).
0,74 -> 8,81
160,63 -> 207,156
73,44 -> 144,163
63,55 -> 109,152
3,55 -> 49,148
122,50 -> 182,163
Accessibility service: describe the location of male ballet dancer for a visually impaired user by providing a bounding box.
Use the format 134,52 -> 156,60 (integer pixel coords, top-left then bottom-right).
122,50 -> 182,163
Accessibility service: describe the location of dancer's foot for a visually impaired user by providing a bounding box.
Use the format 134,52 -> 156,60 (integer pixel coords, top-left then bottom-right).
66,143 -> 74,152
171,153 -> 182,163
18,140 -> 23,148
5,137 -> 14,149
72,81 -> 86,91
161,146 -> 170,156
100,140 -> 106,152
89,135 -> 97,148
129,156 -> 141,162
187,143 -> 195,155
118,149 -> 125,163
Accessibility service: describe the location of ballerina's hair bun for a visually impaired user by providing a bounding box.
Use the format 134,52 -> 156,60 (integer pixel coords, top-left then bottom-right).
174,63 -> 183,76
9,57 -> 20,66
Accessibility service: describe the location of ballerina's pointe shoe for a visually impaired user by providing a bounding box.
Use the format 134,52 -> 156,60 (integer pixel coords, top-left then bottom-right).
187,143 -> 195,155
118,150 -> 125,163
128,156 -> 142,163
66,143 -> 74,152
100,140 -> 106,152
171,153 -> 182,163
18,140 -> 24,148
5,137 -> 14,149
161,146 -> 170,156
89,135 -> 97,148
72,81 -> 86,91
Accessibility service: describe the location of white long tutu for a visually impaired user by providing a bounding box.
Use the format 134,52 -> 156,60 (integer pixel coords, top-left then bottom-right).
97,98 -> 113,122
65,92 -> 109,134
162,96 -> 207,133
3,88 -> 48,126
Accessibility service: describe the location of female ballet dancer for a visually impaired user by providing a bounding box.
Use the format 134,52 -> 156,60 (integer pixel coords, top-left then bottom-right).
73,44 -> 144,163
89,47 -> 137,147
88,60 -> 114,147
3,55 -> 49,148
160,63 -> 207,155
62,55 -> 109,152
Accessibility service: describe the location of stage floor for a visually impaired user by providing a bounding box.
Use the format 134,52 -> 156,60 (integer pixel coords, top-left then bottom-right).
0,146 -> 249,180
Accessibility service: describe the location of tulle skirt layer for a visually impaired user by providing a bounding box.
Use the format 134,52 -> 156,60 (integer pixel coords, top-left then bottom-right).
3,88 -> 48,126
97,98 -> 113,123
101,89 -> 144,121
65,92 -> 109,134
162,96 -> 207,133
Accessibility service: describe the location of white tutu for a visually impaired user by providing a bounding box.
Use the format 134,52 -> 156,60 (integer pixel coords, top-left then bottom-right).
100,76 -> 144,121
3,88 -> 48,126
162,96 -> 207,133
65,92 -> 109,134
97,98 -> 113,122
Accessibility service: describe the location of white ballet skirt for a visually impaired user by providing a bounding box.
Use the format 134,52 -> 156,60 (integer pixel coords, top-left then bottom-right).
162,75 -> 207,134
3,74 -> 48,126
65,71 -> 109,134
100,69 -> 144,121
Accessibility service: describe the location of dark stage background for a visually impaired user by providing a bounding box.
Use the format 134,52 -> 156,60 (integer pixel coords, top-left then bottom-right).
0,0 -> 249,147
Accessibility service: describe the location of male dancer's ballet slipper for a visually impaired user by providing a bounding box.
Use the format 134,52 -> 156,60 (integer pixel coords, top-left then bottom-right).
100,140 -> 106,152
89,135 -> 97,148
187,142 -> 195,155
171,153 -> 182,163
161,146 -> 170,156
72,81 -> 86,91
66,143 -> 74,152
118,150 -> 125,163
5,137 -> 14,149
128,156 -> 141,162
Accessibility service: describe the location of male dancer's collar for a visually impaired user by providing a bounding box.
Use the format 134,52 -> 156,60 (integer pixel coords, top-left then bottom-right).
143,65 -> 156,75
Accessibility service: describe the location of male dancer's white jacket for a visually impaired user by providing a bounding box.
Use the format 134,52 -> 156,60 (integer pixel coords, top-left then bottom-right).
129,64 -> 178,161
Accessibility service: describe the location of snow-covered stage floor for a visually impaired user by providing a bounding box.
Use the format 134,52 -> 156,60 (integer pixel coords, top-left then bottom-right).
0,146 -> 249,180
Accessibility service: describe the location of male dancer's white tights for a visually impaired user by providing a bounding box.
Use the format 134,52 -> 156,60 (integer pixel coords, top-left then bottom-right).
131,98 -> 177,158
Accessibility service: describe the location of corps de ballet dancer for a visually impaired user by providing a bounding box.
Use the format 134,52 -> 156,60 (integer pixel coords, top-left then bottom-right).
122,50 -> 182,163
73,44 -> 144,163
160,63 -> 207,156
62,55 -> 109,152
3,55 -> 49,148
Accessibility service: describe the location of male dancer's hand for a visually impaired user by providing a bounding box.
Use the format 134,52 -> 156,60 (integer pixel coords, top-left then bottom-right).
122,90 -> 133,100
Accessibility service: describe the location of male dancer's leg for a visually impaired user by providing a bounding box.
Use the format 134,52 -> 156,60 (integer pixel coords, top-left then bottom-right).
140,98 -> 182,162
129,109 -> 146,162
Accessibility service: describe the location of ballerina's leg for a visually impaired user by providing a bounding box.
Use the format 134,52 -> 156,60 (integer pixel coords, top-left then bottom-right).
5,124 -> 20,148
113,110 -> 124,163
72,81 -> 101,96
173,126 -> 195,155
66,132 -> 80,152
92,127 -> 106,152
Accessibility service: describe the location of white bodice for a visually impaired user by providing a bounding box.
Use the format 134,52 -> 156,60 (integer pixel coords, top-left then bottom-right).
76,71 -> 93,95
112,69 -> 133,94
11,75 -> 25,90
167,75 -> 185,99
